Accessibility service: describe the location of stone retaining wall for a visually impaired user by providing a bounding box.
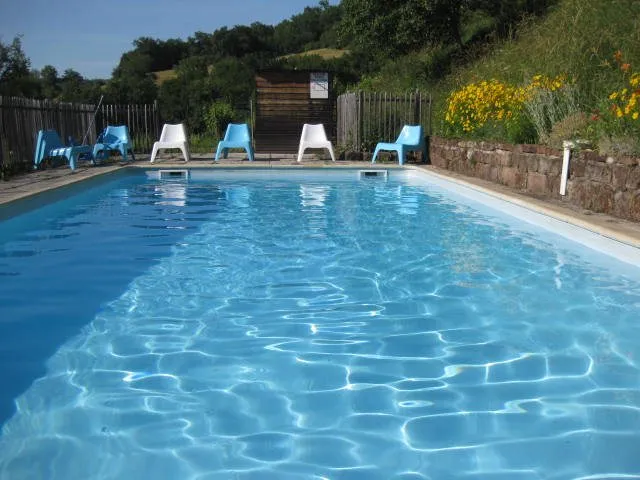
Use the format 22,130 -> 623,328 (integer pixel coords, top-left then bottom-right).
429,137 -> 640,222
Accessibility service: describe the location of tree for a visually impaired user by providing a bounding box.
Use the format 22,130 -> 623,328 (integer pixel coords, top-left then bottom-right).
209,57 -> 254,104
39,65 -> 60,99
106,50 -> 157,103
158,56 -> 218,132
339,0 -> 464,57
0,35 -> 32,96
274,2 -> 342,53
59,69 -> 84,102
132,37 -> 188,72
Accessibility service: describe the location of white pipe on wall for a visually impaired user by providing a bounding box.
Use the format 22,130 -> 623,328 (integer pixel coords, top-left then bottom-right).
560,140 -> 574,196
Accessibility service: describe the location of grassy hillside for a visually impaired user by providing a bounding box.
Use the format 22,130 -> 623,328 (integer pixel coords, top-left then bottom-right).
439,0 -> 640,102
363,0 -> 640,150
281,48 -> 349,60
153,69 -> 178,86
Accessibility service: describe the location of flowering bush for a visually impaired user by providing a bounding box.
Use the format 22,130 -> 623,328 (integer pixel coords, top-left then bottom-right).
444,74 -> 566,143
607,51 -> 640,122
591,51 -> 640,155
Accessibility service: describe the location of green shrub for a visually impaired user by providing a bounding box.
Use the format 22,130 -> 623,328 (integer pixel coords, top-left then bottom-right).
205,101 -> 235,139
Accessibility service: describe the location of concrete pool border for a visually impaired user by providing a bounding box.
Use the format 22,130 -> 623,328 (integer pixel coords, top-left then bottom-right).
1,156 -> 640,253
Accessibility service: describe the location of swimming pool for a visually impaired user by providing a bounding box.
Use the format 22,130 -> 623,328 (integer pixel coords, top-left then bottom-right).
1,168 -> 640,479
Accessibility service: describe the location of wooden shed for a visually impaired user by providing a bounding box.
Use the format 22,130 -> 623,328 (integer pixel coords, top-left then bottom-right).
254,70 -> 335,154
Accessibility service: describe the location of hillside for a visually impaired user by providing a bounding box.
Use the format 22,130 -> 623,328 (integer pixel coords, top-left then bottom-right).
359,0 -> 640,151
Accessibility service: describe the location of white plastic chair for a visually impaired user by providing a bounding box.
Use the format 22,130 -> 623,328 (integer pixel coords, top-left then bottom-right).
296,123 -> 336,163
150,123 -> 190,163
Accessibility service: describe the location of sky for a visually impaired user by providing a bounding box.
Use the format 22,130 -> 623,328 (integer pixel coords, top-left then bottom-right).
0,0 -> 339,79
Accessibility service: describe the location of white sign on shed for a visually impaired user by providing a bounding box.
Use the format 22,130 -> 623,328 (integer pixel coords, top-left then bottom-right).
310,72 -> 329,99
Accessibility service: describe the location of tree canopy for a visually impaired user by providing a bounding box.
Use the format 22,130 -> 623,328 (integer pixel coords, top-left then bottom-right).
0,0 -> 559,135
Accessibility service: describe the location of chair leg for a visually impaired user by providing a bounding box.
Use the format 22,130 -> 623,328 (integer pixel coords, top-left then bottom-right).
297,145 -> 305,163
247,146 -> 254,162
150,144 -> 159,163
327,144 -> 336,162
179,145 -> 190,162
214,143 -> 224,162
397,147 -> 405,166
372,145 -> 382,164
68,153 -> 77,171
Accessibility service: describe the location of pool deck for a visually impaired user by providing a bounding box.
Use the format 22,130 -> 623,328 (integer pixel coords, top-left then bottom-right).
2,153 -> 640,249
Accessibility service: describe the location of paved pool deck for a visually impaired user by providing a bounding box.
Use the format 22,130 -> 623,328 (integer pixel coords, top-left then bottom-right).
2,153 -> 640,250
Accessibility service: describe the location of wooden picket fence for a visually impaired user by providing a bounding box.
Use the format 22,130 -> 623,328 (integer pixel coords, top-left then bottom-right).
337,91 -> 432,152
0,96 -> 160,179
0,96 -> 96,178
95,102 -> 161,153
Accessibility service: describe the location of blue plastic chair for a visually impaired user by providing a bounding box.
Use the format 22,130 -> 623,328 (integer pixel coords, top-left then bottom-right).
33,129 -> 92,171
214,123 -> 254,162
371,125 -> 427,166
93,125 -> 135,162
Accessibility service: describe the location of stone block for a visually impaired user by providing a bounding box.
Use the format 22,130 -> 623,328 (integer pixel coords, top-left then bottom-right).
570,158 -> 586,178
581,151 -> 606,163
489,166 -> 499,182
618,155 -> 640,166
476,163 -> 491,180
526,155 -> 540,172
626,167 -> 640,190
537,156 -> 562,175
527,172 -> 549,194
548,175 -> 562,197
612,165 -> 630,191
585,161 -> 612,183
513,153 -> 530,173
629,191 -> 640,222
581,182 -> 615,213
493,149 -> 513,167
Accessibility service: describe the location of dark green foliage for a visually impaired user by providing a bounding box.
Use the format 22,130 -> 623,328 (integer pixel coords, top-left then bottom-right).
339,0 -> 465,58
158,56 -> 216,133
209,57 -> 254,103
274,2 -> 343,53
0,36 -> 36,97
106,50 -> 157,103
39,65 -> 60,99
205,101 -> 236,139
132,37 -> 188,72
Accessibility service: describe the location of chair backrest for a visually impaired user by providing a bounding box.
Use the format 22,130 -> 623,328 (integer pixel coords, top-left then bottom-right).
301,123 -> 329,142
101,125 -> 131,144
160,123 -> 187,143
34,129 -> 64,165
224,123 -> 251,142
39,129 -> 65,151
396,125 -> 423,145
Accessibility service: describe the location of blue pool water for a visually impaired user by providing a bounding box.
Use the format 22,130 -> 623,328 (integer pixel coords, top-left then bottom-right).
1,169 -> 640,479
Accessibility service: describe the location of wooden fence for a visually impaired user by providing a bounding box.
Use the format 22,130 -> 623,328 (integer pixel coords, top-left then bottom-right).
95,102 -> 161,153
337,91 -> 431,152
0,96 -> 161,179
0,96 -> 96,178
